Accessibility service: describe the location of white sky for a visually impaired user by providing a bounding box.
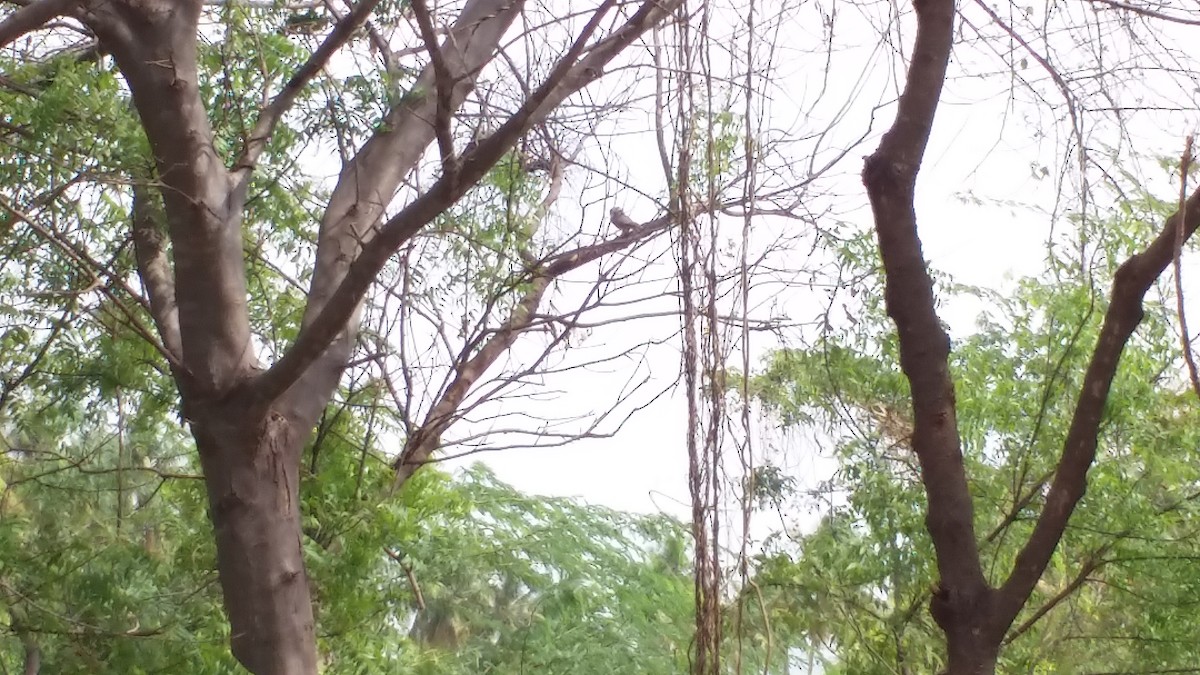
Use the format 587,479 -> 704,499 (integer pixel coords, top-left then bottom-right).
438,1 -> 1200,535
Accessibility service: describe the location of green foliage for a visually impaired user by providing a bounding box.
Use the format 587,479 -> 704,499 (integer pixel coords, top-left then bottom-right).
0,352 -> 691,672
382,465 -> 694,675
1,10 -> 695,671
0,389 -> 698,674
0,425 -> 236,673
695,108 -> 742,185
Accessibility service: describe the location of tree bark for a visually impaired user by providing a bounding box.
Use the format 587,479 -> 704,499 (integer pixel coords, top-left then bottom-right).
943,647 -> 997,675
931,583 -> 1000,675
191,400 -> 317,675
861,0 -> 999,667
19,627 -> 40,675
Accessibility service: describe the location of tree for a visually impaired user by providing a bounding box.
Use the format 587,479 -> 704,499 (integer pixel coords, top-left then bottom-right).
395,465 -> 697,675
0,0 -> 690,671
0,423 -> 235,673
858,1 -> 1200,670
748,223 -> 1200,671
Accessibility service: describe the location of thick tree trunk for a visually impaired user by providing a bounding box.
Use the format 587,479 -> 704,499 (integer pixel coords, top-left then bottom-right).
939,615 -> 999,675
925,571 -> 1003,675
943,647 -> 997,675
192,404 -> 317,675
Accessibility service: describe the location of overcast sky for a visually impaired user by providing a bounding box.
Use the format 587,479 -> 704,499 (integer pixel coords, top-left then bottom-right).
427,2 -> 1200,544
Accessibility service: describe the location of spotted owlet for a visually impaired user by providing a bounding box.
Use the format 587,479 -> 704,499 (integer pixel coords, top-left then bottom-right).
609,207 -> 639,233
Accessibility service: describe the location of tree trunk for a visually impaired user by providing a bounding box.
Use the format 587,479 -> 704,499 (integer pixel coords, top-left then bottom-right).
192,403 -> 317,675
929,578 -> 1001,675
943,648 -> 997,675
941,625 -> 999,675
73,0 -> 685,671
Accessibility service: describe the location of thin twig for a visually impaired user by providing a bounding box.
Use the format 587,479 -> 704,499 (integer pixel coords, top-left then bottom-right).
1174,134 -> 1200,399
232,0 -> 385,188
1083,0 -> 1200,27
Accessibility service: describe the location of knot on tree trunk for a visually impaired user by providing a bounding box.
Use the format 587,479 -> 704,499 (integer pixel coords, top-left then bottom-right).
930,581 -> 1004,673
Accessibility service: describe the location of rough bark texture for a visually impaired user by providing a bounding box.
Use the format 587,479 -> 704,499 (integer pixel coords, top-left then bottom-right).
864,0 -> 1200,672
91,3 -> 254,395
192,403 -> 316,675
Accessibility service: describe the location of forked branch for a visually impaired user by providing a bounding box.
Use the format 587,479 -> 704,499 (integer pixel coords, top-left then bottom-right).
252,0 -> 681,406
391,203 -> 676,487
995,183 -> 1200,625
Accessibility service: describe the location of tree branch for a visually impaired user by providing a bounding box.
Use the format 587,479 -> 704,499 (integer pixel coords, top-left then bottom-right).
995,184 -> 1200,626
0,0 -> 76,50
861,0 -> 989,634
1083,0 -> 1200,27
88,1 -> 252,391
131,181 -> 183,363
265,0 -> 526,425
409,0 -> 458,183
0,192 -> 181,372
1003,545 -> 1109,645
1172,136 -> 1200,398
257,0 -> 681,410
231,0 -> 385,195
393,209 -> 677,487
392,273 -> 551,485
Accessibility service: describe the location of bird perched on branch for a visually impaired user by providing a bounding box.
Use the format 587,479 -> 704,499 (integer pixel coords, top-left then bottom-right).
609,207 -> 639,233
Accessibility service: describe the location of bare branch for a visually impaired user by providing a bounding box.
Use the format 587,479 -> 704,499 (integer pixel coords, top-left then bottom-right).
271,0 -> 527,425
203,0 -> 322,7
0,304 -> 72,413
392,272 -> 551,486
1172,136 -> 1200,399
1083,0 -> 1200,27
256,0 -> 682,408
0,0 -> 76,51
391,195 -> 713,488
384,547 -> 426,611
